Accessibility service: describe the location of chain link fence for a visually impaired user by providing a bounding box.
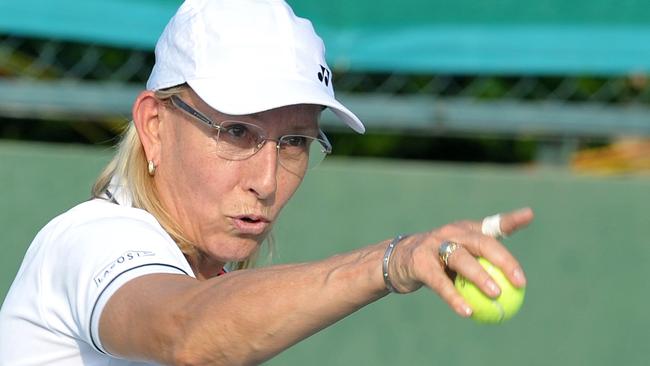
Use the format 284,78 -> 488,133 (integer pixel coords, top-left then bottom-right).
0,36 -> 153,83
1,34 -> 649,169
3,35 -> 650,104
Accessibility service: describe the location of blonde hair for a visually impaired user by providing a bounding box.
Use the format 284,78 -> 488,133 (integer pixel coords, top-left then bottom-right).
92,85 -> 264,271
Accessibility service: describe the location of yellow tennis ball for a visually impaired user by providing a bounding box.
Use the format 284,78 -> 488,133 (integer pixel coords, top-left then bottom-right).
454,257 -> 525,324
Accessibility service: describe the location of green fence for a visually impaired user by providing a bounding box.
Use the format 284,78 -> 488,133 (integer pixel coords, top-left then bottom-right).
1,141 -> 648,365
2,0 -> 650,140
4,0 -> 650,74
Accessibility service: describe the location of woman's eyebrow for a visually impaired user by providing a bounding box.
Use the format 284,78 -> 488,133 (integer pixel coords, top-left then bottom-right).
214,109 -> 320,134
283,122 -> 319,135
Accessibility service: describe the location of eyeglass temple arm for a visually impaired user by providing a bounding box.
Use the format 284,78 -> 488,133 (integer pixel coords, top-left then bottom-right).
317,130 -> 333,154
170,95 -> 216,128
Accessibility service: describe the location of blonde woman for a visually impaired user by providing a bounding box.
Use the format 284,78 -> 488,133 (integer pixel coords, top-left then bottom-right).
0,0 -> 534,365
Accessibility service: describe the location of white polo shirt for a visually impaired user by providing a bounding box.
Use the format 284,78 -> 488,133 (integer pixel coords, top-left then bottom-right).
0,188 -> 195,365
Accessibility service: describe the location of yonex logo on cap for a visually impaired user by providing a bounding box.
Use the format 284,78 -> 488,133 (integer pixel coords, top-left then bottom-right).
317,65 -> 330,86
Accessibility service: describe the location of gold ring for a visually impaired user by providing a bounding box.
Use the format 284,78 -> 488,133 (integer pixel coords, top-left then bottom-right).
438,241 -> 459,267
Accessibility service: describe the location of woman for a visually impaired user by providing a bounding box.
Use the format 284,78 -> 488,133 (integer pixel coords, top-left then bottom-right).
0,0 -> 534,365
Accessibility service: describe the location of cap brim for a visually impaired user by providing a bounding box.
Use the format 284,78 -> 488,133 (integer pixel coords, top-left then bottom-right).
186,77 -> 365,134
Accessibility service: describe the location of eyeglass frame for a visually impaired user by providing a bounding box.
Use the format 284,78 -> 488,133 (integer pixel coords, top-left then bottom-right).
166,95 -> 333,171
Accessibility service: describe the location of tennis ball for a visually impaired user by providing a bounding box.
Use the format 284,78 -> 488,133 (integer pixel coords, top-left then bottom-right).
455,257 -> 525,324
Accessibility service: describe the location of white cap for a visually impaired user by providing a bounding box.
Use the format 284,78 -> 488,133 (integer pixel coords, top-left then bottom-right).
146,0 -> 365,133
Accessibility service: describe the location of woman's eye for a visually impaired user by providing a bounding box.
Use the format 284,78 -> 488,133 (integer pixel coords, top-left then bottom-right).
224,123 -> 249,138
284,136 -> 308,147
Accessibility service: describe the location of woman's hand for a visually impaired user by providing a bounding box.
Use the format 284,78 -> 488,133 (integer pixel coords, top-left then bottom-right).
387,207 -> 534,317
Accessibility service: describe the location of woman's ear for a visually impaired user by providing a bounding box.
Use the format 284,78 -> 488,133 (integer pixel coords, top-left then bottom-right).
132,91 -> 163,165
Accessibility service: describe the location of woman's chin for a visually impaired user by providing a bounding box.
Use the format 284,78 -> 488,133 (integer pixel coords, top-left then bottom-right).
204,236 -> 265,263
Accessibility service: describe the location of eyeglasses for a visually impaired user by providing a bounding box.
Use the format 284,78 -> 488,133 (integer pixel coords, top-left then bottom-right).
169,95 -> 332,176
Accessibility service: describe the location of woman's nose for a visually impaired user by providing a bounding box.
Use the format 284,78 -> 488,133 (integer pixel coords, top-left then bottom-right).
245,140 -> 279,200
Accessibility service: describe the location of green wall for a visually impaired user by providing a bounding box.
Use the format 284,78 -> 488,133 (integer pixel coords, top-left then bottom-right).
1,141 -> 649,365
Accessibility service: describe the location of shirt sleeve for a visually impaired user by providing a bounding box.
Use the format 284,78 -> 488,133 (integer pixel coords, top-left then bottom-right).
41,209 -> 195,356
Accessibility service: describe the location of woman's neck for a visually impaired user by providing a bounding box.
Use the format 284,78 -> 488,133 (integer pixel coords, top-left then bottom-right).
185,251 -> 225,280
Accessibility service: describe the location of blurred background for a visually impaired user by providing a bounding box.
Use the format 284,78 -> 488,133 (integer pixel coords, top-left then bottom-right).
1,0 -> 649,365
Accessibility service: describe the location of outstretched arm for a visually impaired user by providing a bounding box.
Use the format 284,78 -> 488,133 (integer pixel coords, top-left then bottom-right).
99,208 -> 534,365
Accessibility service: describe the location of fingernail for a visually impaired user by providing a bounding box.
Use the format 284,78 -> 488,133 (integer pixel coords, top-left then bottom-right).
486,279 -> 501,297
460,304 -> 472,317
516,207 -> 532,215
513,268 -> 527,286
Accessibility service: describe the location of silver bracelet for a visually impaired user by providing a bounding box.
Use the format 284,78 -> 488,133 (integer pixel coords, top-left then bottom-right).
382,234 -> 407,294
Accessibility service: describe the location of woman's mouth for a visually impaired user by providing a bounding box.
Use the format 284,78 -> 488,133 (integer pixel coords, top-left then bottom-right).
231,215 -> 271,236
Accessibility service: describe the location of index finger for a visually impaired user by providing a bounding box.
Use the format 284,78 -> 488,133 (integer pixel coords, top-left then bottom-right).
498,207 -> 534,236
459,207 -> 535,236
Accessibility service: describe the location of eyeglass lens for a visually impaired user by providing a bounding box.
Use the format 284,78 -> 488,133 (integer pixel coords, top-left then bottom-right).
216,121 -> 328,175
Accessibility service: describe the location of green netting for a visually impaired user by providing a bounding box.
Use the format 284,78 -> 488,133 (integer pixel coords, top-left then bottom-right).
3,0 -> 650,74
291,0 -> 650,26
2,0 -> 650,139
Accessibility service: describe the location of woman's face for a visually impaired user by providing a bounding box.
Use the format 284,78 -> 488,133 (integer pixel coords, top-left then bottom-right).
154,89 -> 322,270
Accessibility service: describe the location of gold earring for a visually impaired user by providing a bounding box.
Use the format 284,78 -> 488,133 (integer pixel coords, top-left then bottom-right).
147,160 -> 156,176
